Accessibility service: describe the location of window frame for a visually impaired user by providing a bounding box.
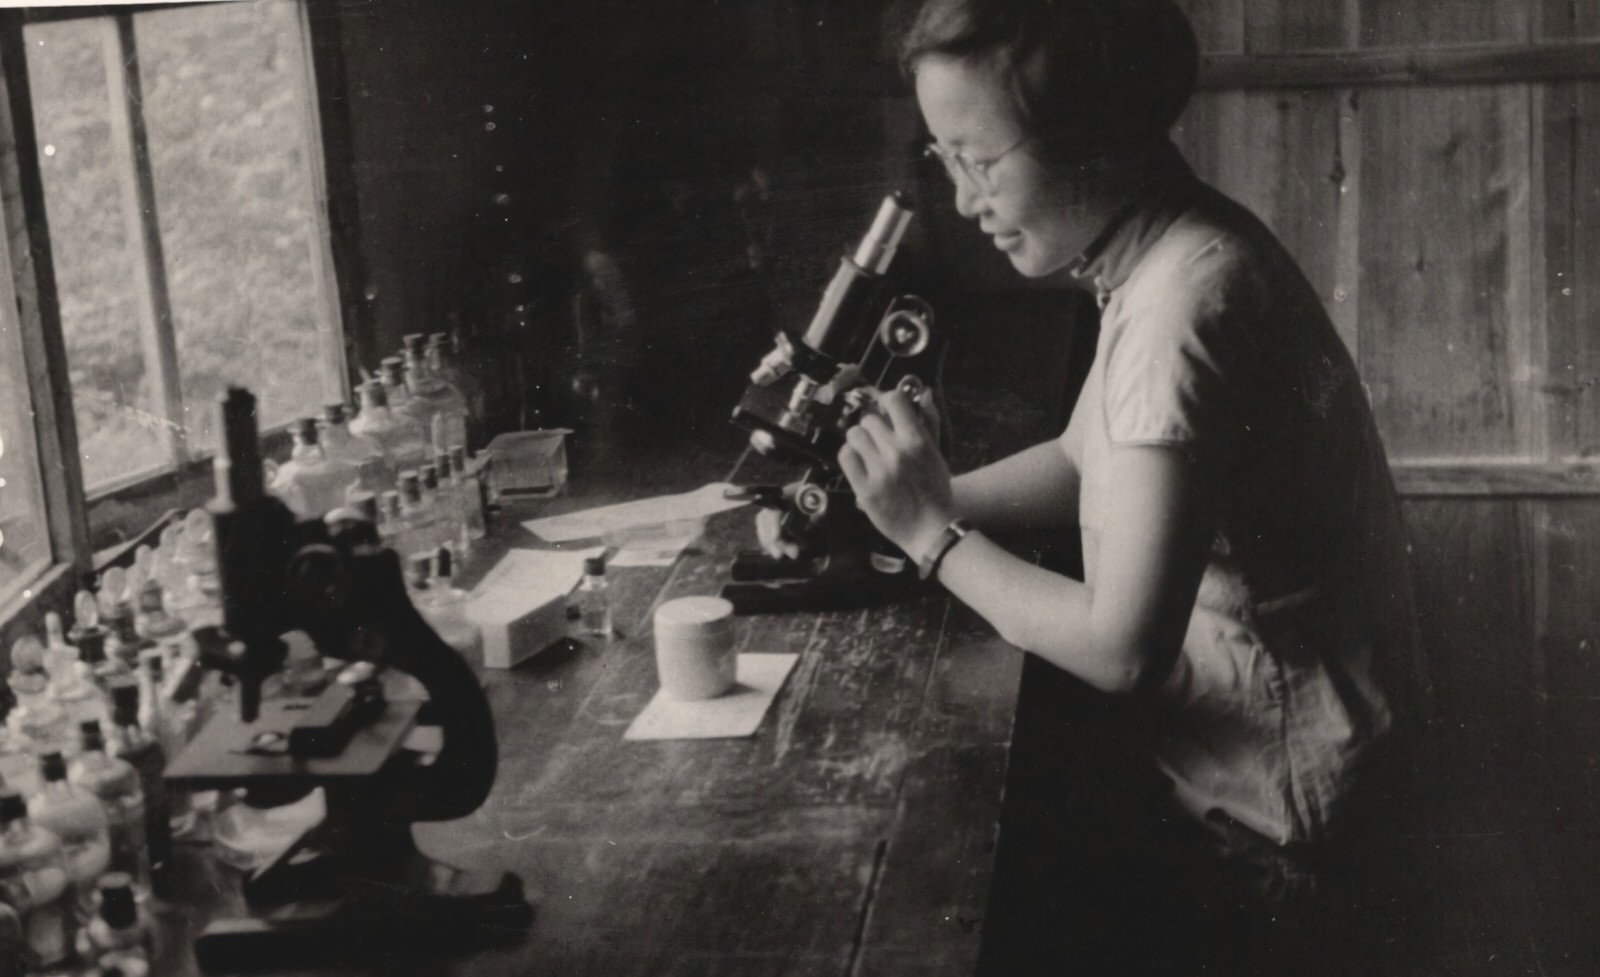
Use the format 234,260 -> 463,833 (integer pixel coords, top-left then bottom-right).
0,0 -> 370,641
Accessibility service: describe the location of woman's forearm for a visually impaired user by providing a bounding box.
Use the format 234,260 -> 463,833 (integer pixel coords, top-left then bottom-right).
952,439 -> 1080,535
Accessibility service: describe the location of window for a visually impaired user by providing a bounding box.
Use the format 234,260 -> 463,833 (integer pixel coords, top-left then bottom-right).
0,281 -> 51,607
24,0 -> 344,495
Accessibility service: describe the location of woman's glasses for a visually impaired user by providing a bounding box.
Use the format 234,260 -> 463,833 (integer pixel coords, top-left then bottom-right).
923,134 -> 1032,194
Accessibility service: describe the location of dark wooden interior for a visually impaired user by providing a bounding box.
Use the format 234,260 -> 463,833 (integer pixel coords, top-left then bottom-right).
5,0 -> 1600,973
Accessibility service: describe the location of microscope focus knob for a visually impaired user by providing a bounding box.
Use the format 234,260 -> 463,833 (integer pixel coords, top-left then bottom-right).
285,544 -> 353,618
794,483 -> 830,518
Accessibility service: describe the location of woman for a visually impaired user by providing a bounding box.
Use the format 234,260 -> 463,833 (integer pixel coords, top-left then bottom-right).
830,0 -> 1426,971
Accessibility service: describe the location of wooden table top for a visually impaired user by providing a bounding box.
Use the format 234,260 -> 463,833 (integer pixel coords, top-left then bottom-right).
155,439 -> 1026,976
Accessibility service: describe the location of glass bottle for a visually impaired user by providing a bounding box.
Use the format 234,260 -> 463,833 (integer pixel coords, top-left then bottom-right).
417,547 -> 480,658
320,401 -> 388,477
0,787 -> 73,969
76,627 -> 130,703
141,656 -> 197,841
431,451 -> 464,552
344,457 -> 391,510
420,462 -> 455,553
78,871 -> 152,974
381,355 -> 435,457
41,612 -> 77,685
107,682 -> 170,878
397,470 -> 437,561
67,721 -> 149,893
449,444 -> 488,541
577,557 -> 613,638
104,594 -> 153,674
271,418 -> 358,519
429,330 -> 485,447
28,751 -> 111,912
350,378 -> 429,475
7,641 -> 70,766
409,338 -> 469,454
377,490 -> 405,553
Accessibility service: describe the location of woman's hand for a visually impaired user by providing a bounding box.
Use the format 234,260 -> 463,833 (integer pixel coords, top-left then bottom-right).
837,387 -> 955,558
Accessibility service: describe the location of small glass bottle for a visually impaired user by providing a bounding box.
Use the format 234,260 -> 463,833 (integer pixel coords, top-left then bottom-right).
320,401 -> 388,478
7,641 -> 71,767
428,333 -> 478,447
377,490 -> 406,553
67,720 -> 149,894
272,418 -> 359,519
397,470 -> 437,561
107,682 -> 170,878
420,461 -> 457,553
381,355 -> 436,456
78,871 -> 152,974
350,378 -> 429,475
417,547 -> 480,658
28,751 -> 111,912
449,444 -> 488,541
0,787 -> 73,969
576,556 -> 613,638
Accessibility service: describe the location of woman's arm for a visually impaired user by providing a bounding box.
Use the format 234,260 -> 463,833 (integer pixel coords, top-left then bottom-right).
951,439 -> 1081,535
842,391 -> 1210,693
938,444 -> 1208,691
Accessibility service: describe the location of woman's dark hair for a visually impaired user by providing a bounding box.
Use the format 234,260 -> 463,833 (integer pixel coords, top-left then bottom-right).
898,0 -> 1198,165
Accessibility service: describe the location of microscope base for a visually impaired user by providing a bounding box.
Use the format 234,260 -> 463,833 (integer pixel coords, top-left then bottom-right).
194,870 -> 532,972
195,797 -> 534,973
721,550 -> 924,614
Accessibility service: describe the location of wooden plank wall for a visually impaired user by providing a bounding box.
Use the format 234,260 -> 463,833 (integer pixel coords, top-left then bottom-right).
1174,1 -> 1600,967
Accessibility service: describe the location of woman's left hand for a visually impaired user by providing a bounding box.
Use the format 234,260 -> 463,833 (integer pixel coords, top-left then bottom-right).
837,387 -> 956,558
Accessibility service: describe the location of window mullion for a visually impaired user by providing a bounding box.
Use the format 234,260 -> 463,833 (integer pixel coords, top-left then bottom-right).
101,13 -> 186,467
294,0 -> 350,404
0,15 -> 90,581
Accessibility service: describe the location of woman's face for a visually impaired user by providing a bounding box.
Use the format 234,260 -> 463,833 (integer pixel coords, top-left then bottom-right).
914,54 -> 1093,278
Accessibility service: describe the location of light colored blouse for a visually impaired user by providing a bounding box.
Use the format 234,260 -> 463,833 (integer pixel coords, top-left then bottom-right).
1060,151 -> 1425,845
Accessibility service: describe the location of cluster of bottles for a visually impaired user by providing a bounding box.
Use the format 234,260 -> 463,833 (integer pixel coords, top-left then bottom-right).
268,331 -> 489,564
0,563 -> 214,974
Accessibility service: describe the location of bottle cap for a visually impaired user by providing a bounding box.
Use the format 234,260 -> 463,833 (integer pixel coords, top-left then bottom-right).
323,402 -> 348,425
40,751 -> 67,782
421,465 -> 439,490
407,553 -> 432,590
434,452 -> 452,477
110,681 -> 141,726
382,490 -> 402,516
583,556 -> 606,577
361,379 -> 389,406
294,417 -> 320,444
434,546 -> 454,580
96,873 -> 138,928
403,333 -> 427,357
80,719 -> 106,752
0,790 -> 25,824
77,628 -> 108,664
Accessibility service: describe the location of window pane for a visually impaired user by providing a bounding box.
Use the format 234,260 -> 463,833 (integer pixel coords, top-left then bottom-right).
26,20 -> 166,491
0,304 -> 51,604
137,0 -> 341,452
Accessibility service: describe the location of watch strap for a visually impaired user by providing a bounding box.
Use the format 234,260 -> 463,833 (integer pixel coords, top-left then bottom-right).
918,518 -> 973,581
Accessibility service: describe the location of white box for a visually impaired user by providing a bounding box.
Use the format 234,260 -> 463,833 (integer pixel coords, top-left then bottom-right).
467,585 -> 569,669
464,547 -> 598,669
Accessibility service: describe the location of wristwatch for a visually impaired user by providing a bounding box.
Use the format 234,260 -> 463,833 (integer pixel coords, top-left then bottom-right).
917,518 -> 973,581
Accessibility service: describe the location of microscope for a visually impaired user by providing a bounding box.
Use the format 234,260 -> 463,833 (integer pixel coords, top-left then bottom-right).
166,388 -> 532,971
723,193 -> 943,614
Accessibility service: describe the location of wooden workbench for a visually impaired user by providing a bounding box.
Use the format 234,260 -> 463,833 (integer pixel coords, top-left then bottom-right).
155,437 -> 1028,977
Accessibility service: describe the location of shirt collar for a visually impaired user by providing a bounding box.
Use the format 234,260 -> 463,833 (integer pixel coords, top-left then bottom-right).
1067,143 -> 1202,303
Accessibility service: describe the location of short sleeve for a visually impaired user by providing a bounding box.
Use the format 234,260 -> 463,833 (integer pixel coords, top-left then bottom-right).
1101,262 -> 1251,456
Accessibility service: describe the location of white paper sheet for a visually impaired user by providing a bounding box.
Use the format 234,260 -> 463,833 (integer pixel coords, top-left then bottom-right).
623,653 -> 799,741
522,482 -> 748,544
469,546 -> 603,604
